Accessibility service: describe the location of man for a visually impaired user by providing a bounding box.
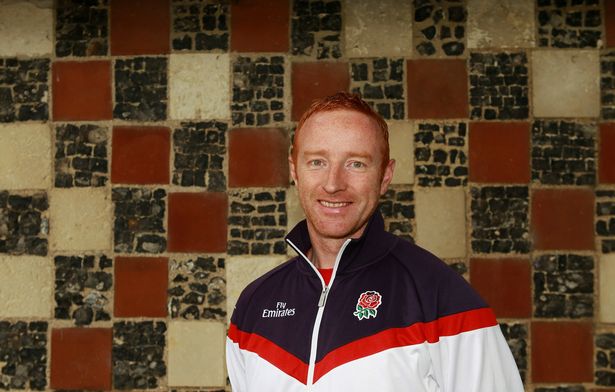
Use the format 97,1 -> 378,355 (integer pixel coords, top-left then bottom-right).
226,92 -> 523,391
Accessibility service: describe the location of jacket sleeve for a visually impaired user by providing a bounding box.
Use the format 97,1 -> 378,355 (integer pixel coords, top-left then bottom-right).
226,331 -> 247,392
426,322 -> 524,391
424,266 -> 525,392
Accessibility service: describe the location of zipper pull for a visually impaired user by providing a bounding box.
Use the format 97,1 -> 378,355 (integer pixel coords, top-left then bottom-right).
318,287 -> 329,307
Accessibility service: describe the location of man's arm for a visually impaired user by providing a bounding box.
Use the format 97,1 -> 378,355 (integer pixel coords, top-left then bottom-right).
427,320 -> 524,391
423,262 -> 525,392
226,326 -> 247,392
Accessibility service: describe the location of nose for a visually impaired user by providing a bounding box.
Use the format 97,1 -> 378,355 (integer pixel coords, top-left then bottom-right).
323,164 -> 347,194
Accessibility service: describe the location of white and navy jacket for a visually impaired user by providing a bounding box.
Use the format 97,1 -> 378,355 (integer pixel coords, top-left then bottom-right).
226,212 -> 524,391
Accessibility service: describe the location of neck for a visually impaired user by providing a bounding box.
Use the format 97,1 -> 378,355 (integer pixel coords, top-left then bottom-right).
307,236 -> 346,269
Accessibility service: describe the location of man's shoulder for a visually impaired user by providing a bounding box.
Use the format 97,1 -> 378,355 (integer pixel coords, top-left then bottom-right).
231,257 -> 299,316
386,235 -> 488,317
387,236 -> 451,272
240,257 -> 298,297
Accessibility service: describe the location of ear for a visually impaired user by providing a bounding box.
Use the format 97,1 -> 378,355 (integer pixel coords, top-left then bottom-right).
289,155 -> 298,185
379,159 -> 395,195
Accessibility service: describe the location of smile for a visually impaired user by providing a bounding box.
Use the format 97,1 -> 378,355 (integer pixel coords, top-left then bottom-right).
319,200 -> 350,208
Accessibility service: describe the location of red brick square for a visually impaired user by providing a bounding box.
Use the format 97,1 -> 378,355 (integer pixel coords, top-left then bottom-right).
111,126 -> 170,184
600,123 -> 615,184
229,128 -> 290,187
469,258 -> 531,318
50,328 -> 112,390
531,188 -> 595,250
168,192 -> 228,252
114,257 -> 168,317
469,122 -> 530,183
231,0 -> 290,52
292,62 -> 350,121
110,0 -> 170,55
407,59 -> 468,119
52,61 -> 112,121
532,321 -> 593,383
606,0 -> 615,48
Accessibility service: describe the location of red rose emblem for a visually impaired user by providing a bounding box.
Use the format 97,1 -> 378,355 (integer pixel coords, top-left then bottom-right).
358,291 -> 381,310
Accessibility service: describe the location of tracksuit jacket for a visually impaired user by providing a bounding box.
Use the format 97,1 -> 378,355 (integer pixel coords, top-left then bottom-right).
226,211 -> 524,391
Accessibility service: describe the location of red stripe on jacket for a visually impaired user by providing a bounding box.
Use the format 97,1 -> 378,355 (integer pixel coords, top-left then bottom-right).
228,307 -> 497,385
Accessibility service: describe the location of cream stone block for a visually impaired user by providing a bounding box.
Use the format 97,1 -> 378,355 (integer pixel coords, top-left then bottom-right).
168,321 -> 226,387
344,0 -> 412,57
600,254 -> 615,322
467,0 -> 535,48
49,188 -> 112,252
0,123 -> 51,189
0,255 -> 52,318
532,50 -> 600,118
0,0 -> 53,56
286,186 -> 306,257
415,187 -> 466,259
286,185 -> 305,230
226,255 -> 288,321
169,53 -> 230,120
388,121 -> 414,184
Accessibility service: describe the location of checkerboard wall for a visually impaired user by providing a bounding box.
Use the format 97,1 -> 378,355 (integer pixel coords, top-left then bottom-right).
1,0 -> 615,390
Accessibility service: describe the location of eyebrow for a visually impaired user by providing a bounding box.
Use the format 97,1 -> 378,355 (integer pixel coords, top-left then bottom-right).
302,150 -> 374,161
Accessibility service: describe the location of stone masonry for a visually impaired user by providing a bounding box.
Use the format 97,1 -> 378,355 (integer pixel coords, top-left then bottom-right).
55,124 -> 109,188
171,0 -> 229,52
414,122 -> 468,187
601,50 -> 615,119
113,321 -> 166,390
55,0 -> 109,57
0,192 -> 48,256
537,0 -> 602,48
597,189 -> 615,253
291,0 -> 342,59
533,254 -> 594,319
54,254 -> 113,326
500,322 -> 528,383
0,1 -> 614,390
231,56 -> 286,126
172,121 -> 226,190
112,188 -> 166,254
596,332 -> 615,386
531,120 -> 596,186
350,58 -> 404,120
534,387 -> 587,392
378,185 -> 415,242
0,321 -> 47,390
471,186 -> 530,254
469,52 -> 529,120
0,58 -> 49,122
114,57 -> 168,121
228,189 -> 287,256
413,0 -> 466,57
168,256 -> 226,321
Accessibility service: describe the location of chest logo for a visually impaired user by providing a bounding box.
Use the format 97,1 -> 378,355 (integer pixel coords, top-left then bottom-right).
353,291 -> 382,320
262,301 -> 296,318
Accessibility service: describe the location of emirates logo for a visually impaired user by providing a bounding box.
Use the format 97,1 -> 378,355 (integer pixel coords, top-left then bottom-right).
353,291 -> 382,320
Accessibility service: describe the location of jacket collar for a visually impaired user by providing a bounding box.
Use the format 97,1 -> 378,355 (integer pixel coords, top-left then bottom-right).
285,210 -> 398,275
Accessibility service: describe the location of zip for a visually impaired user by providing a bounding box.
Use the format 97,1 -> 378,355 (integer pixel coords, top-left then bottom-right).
286,238 -> 352,389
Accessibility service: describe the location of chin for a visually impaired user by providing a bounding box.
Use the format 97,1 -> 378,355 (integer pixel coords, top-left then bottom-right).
314,223 -> 361,240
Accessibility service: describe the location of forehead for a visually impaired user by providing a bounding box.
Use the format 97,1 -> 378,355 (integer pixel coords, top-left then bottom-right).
296,110 -> 383,152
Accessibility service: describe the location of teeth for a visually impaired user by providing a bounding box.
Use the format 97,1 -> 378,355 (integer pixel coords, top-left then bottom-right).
320,201 -> 348,208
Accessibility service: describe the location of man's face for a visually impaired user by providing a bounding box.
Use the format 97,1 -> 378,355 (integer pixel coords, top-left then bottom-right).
289,110 -> 395,242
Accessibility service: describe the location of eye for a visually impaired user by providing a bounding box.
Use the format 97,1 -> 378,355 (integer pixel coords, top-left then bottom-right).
349,161 -> 366,169
308,159 -> 324,167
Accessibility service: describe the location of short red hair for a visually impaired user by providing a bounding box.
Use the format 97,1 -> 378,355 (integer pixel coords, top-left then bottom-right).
292,92 -> 390,169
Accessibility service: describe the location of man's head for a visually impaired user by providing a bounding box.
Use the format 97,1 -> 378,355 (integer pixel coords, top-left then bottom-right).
292,92 -> 390,172
289,92 -> 395,241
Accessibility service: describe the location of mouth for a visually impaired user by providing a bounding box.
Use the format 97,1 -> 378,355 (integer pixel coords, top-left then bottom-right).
319,200 -> 351,208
